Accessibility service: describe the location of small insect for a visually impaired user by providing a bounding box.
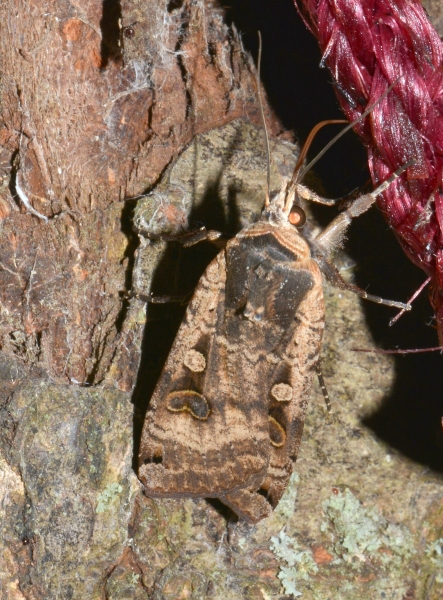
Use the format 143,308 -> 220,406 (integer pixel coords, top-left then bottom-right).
118,20 -> 137,49
124,26 -> 135,39
136,57 -> 413,523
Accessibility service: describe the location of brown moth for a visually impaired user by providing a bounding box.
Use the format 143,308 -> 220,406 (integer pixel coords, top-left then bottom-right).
136,121 -> 413,523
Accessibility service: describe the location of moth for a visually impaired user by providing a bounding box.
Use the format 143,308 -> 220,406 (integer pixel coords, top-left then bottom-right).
136,112 -> 413,523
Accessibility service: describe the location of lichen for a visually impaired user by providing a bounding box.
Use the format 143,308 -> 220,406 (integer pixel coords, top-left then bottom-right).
96,482 -> 123,514
320,488 -> 416,568
275,472 -> 299,519
426,538 -> 443,583
130,572 -> 140,584
270,529 -> 318,596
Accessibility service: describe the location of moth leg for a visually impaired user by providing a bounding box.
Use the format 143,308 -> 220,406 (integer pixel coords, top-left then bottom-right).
389,276 -> 431,326
315,361 -> 331,412
296,183 -> 339,206
128,227 -> 228,304
297,182 -> 364,207
314,160 -> 414,256
315,254 -> 412,311
125,290 -> 191,304
134,225 -> 229,248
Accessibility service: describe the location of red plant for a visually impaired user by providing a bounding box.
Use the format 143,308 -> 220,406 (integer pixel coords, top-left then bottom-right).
298,0 -> 443,342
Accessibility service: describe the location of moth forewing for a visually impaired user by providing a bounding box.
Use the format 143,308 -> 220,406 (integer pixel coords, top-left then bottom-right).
227,223 -> 325,513
138,251 -> 271,515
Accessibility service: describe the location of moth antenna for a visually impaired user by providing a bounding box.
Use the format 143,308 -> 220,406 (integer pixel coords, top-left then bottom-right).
283,76 -> 403,213
257,31 -> 271,207
296,76 -> 402,184
284,119 -> 346,212
291,119 -> 347,180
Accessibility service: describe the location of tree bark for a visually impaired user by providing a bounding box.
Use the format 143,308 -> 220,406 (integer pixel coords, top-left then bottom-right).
0,0 -> 280,387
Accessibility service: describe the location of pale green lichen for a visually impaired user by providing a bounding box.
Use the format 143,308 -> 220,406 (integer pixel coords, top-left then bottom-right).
270,529 -> 318,596
425,538 -> 443,583
275,472 -> 299,519
130,572 -> 140,584
96,482 -> 123,514
321,488 -> 416,568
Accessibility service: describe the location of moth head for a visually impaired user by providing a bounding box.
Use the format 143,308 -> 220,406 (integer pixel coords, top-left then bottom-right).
262,181 -> 307,230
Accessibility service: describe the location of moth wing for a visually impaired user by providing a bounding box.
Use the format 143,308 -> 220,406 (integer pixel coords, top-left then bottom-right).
259,262 -> 324,509
138,252 -> 271,506
220,230 -> 325,521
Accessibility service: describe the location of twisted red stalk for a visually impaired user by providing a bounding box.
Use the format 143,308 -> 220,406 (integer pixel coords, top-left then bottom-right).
298,0 -> 443,341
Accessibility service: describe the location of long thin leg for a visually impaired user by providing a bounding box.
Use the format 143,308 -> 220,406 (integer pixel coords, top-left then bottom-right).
315,254 -> 412,311
389,276 -> 431,326
296,183 -> 340,206
316,361 -> 331,412
125,290 -> 191,304
296,182 -> 362,207
129,226 -> 228,305
314,159 -> 415,256
134,225 -> 228,248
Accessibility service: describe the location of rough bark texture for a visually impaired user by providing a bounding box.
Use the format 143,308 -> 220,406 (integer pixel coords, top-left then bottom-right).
1,1 -> 443,599
0,0 -> 280,387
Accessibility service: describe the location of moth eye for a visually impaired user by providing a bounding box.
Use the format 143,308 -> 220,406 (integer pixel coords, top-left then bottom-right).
184,349 -> 206,372
269,416 -> 286,447
271,383 -> 293,402
166,390 -> 210,420
288,205 -> 306,227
